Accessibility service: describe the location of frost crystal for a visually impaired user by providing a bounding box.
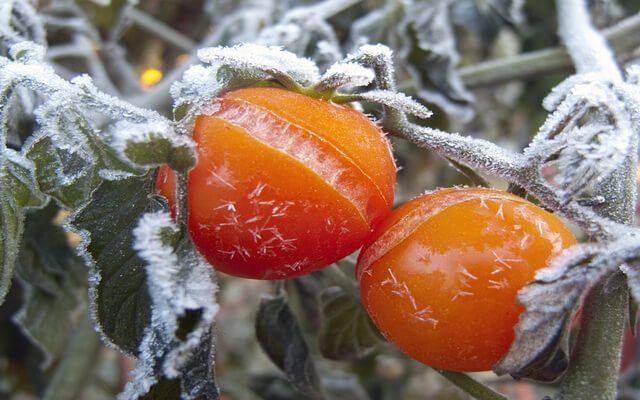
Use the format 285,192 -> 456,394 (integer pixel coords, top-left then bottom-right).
198,43 -> 320,86
120,212 -> 219,399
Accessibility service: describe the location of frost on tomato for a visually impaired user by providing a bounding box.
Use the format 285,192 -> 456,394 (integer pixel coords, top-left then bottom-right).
356,187 -> 576,372
157,87 -> 396,279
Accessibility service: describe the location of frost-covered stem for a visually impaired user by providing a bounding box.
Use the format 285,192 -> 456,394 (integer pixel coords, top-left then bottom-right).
556,148 -> 637,400
388,114 -> 525,180
556,0 -> 620,77
435,369 -> 508,400
554,2 -> 634,398
176,173 -> 188,230
42,317 -> 101,400
459,13 -> 640,88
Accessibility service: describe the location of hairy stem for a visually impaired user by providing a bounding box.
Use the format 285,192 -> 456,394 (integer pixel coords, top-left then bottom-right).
435,369 -> 508,400
554,1 -> 635,398
325,263 -> 359,299
459,13 -> 640,88
42,316 -> 102,400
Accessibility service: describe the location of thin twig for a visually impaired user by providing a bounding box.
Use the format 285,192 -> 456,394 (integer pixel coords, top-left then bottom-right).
459,13 -> 640,88
435,369 -> 509,400
127,8 -> 195,53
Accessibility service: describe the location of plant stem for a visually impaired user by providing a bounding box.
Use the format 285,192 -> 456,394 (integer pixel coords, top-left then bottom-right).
324,263 -> 360,300
434,369 -> 508,400
127,8 -> 195,53
459,12 -> 640,87
556,274 -> 628,400
42,316 -> 102,400
554,2 -> 635,398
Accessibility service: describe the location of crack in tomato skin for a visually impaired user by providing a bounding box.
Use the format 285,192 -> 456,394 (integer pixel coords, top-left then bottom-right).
156,87 -> 396,279
357,187 -> 577,372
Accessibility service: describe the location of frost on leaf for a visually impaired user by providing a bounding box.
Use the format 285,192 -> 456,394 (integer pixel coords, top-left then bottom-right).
314,63 -> 375,93
69,177 -> 158,354
119,211 -> 219,400
525,73 -> 640,203
351,0 -> 474,121
110,120 -> 196,173
496,238 -> 640,379
198,43 -> 320,87
351,90 -> 433,120
256,0 -> 344,70
0,0 -> 46,54
0,43 -> 179,208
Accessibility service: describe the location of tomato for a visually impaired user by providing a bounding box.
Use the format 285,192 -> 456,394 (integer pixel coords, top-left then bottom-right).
356,187 -> 576,372
157,87 -> 396,279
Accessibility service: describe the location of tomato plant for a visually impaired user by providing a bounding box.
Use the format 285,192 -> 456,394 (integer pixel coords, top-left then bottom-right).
356,187 -> 577,372
157,87 -> 396,279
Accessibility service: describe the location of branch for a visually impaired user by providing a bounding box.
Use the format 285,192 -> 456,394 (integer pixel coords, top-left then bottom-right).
459,13 -> 640,88
127,8 -> 195,53
552,1 -> 634,399
435,369 -> 509,400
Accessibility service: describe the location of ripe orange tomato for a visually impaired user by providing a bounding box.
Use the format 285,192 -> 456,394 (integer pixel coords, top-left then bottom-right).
157,87 -> 396,279
356,187 -> 576,372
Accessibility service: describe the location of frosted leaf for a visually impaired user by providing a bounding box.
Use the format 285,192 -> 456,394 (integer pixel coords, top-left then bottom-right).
497,235 -> 640,379
170,65 -> 221,121
0,0 -> 46,52
198,43 -> 320,86
119,211 -> 219,399
526,74 -> 639,202
0,44 -> 174,204
110,120 -> 196,173
352,90 -> 433,120
315,63 -> 374,92
350,0 -> 474,120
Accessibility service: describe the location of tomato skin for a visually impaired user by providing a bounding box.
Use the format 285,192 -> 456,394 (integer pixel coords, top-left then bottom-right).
157,87 -> 396,279
357,187 -> 576,372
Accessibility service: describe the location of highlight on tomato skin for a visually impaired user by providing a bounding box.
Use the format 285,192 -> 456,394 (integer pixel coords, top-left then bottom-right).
356,187 -> 577,372
156,87 -> 396,280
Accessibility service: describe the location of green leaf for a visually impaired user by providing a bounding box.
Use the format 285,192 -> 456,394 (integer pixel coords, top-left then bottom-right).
256,294 -> 325,400
318,286 -> 380,361
117,128 -> 195,173
0,152 -> 45,305
69,176 -> 157,354
25,135 -> 100,209
13,205 -> 86,366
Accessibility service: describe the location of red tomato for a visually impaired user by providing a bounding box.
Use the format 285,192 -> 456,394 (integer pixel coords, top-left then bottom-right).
356,187 -> 576,372
157,87 -> 396,279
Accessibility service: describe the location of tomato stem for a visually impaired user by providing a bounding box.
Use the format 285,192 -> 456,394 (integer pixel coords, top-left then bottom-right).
325,263 -> 360,300
42,316 -> 102,400
435,369 -> 508,400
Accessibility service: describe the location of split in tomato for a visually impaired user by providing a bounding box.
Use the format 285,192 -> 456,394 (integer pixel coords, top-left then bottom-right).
157,87 -> 396,279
